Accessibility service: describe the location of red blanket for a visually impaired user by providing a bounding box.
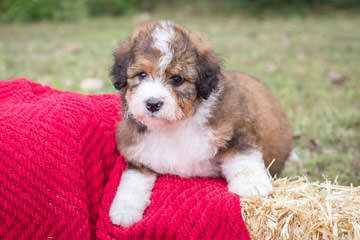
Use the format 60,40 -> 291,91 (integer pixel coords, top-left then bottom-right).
0,79 -> 250,240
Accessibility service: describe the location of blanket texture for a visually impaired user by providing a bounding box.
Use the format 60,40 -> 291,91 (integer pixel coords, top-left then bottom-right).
0,78 -> 250,240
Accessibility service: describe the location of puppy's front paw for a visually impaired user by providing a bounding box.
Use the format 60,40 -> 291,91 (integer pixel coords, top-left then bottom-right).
228,178 -> 273,197
222,150 -> 273,197
109,198 -> 145,227
109,168 -> 156,227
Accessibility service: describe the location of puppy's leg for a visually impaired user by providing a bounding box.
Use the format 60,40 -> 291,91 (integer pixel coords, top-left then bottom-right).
109,166 -> 156,227
220,150 -> 273,197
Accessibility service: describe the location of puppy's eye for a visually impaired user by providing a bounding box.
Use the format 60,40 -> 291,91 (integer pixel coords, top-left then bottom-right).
138,71 -> 147,80
171,75 -> 184,86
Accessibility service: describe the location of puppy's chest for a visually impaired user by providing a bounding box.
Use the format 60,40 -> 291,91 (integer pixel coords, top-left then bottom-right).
127,121 -> 220,177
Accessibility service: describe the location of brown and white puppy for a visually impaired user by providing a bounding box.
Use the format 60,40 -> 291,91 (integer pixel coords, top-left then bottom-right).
109,20 -> 293,227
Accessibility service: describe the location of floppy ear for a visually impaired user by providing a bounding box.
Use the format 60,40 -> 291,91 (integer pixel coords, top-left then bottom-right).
110,44 -> 132,90
196,51 -> 222,100
110,22 -> 159,90
181,29 -> 222,99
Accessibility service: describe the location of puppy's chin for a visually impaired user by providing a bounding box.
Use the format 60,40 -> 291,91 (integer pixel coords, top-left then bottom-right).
136,115 -> 174,131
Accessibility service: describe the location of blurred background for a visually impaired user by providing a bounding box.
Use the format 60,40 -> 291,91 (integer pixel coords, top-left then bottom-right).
0,0 -> 359,185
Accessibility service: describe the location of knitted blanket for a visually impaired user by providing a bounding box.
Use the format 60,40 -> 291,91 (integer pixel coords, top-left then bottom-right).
0,79 -> 251,240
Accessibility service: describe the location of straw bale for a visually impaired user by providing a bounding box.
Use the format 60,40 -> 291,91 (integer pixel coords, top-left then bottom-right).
241,177 -> 360,240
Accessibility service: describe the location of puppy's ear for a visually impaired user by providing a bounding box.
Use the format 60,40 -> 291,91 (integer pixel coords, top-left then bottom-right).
110,43 -> 132,90
196,52 -> 221,100
183,29 -> 222,100
110,22 -> 159,90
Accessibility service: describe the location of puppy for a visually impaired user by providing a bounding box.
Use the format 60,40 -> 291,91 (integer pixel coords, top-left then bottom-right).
109,20 -> 293,227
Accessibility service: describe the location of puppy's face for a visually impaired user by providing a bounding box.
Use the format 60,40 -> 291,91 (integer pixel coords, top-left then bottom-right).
111,21 -> 221,130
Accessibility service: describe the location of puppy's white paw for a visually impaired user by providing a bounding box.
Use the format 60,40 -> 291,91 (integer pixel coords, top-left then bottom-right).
109,169 -> 156,227
109,198 -> 145,227
222,150 -> 273,197
228,177 -> 273,197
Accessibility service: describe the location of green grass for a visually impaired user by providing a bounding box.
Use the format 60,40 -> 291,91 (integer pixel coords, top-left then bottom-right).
1,13 -> 359,185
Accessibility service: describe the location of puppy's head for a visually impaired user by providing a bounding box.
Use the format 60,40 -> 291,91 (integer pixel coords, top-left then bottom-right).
111,21 -> 221,130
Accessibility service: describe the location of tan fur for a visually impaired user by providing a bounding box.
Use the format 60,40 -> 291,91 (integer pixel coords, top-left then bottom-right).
212,71 -> 292,175
169,87 -> 196,120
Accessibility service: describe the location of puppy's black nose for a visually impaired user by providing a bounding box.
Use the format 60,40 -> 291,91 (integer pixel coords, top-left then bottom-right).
146,97 -> 163,113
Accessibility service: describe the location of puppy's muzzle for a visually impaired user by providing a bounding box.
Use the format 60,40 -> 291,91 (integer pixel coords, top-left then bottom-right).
146,97 -> 163,113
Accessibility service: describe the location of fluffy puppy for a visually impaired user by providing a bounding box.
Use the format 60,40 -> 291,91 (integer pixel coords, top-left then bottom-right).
109,20 -> 293,227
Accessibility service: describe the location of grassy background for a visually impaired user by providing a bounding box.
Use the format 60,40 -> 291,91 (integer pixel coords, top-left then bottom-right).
1,13 -> 359,185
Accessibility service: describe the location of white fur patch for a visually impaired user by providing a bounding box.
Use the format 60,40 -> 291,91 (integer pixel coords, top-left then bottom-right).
151,21 -> 175,74
193,84 -> 223,126
128,78 -> 181,129
222,151 -> 273,197
127,90 -> 221,178
109,169 -> 156,227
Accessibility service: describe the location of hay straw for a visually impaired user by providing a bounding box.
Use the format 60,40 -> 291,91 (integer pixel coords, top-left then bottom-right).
241,176 -> 360,240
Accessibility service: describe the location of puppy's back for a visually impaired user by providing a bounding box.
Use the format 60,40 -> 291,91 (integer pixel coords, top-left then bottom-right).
223,71 -> 293,176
